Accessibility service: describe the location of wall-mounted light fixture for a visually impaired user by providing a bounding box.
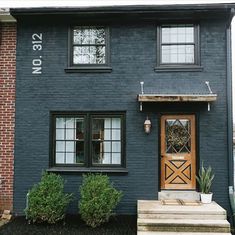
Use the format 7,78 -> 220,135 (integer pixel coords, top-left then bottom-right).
144,116 -> 151,134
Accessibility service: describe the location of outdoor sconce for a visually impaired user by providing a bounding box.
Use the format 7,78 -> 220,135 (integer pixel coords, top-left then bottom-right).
144,116 -> 151,134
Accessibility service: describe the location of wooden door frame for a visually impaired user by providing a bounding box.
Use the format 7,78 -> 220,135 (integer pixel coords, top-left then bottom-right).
159,113 -> 198,190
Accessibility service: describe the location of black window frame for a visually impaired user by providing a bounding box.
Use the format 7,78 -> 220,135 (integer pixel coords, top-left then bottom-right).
49,112 -> 126,172
155,23 -> 202,72
66,26 -> 112,73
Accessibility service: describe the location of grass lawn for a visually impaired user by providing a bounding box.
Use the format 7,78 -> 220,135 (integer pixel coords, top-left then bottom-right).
0,215 -> 137,235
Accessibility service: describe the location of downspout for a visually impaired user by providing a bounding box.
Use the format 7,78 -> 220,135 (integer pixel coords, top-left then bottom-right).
227,9 -> 235,225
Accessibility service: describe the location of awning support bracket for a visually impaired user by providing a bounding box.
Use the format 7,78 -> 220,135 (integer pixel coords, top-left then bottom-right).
205,81 -> 213,112
208,103 -> 211,111
140,81 -> 144,111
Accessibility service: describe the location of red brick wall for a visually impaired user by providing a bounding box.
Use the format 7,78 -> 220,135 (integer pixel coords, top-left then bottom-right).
0,22 -> 16,211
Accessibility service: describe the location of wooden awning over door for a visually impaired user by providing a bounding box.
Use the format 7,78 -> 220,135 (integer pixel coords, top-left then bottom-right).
137,93 -> 217,111
137,94 -> 217,102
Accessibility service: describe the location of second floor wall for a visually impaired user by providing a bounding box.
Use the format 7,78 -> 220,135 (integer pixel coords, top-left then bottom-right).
15,13 -> 230,100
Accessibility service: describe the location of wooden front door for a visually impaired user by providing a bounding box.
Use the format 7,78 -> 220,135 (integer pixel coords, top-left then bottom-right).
161,115 -> 196,190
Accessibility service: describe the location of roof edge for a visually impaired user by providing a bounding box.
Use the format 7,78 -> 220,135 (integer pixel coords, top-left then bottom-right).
10,3 -> 235,15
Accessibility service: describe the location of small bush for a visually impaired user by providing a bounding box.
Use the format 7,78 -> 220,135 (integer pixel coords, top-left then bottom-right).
79,174 -> 122,228
25,172 -> 73,224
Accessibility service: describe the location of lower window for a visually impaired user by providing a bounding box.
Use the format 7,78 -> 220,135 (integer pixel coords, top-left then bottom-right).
51,112 -> 125,168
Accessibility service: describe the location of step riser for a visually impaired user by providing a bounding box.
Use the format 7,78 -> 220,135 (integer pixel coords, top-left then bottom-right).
138,210 -> 226,216
138,226 -> 230,233
158,191 -> 200,200
138,213 -> 226,220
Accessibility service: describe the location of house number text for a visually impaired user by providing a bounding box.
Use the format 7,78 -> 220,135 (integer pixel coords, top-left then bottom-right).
32,33 -> 42,75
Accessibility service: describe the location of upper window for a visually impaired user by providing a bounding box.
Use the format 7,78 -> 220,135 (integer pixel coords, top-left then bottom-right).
157,24 -> 200,70
69,26 -> 110,70
51,113 -> 125,168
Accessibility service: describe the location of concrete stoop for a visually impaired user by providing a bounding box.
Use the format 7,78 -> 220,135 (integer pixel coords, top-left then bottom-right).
137,200 -> 231,235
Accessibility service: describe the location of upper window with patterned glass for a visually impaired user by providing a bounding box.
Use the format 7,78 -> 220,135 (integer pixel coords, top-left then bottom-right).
71,26 -> 109,66
158,24 -> 199,66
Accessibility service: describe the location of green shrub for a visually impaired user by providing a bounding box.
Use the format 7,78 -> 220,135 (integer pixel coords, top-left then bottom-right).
25,172 -> 73,224
79,174 -> 122,228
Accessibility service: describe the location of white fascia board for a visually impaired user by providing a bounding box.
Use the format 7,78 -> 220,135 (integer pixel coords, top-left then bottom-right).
0,8 -> 16,22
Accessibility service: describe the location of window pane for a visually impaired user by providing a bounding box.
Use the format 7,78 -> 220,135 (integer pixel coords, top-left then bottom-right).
76,141 -> 85,163
56,129 -> 64,140
112,153 -> 121,164
56,118 -> 65,128
92,119 -> 104,140
92,141 -> 104,164
65,118 -> 74,128
112,130 -> 120,140
186,27 -> 194,42
54,117 -> 85,165
66,141 -> 75,152
161,45 -> 194,64
186,54 -> 194,63
112,142 -> 121,152
56,152 -> 64,164
56,141 -> 65,152
166,119 -> 191,154
91,117 -> 122,165
103,141 -> 111,152
104,118 -> 111,128
66,152 -> 75,164
112,118 -> 121,128
162,25 -> 194,44
104,129 -> 111,140
66,129 -> 74,140
102,153 -> 111,164
91,28 -> 105,44
73,27 -> 105,45
76,118 -> 85,140
73,46 -> 105,65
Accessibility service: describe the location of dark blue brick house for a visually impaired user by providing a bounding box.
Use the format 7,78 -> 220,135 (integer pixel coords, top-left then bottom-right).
11,3 -> 234,215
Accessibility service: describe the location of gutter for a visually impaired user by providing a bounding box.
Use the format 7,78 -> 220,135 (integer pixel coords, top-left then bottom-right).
227,8 -> 235,226
10,3 -> 235,15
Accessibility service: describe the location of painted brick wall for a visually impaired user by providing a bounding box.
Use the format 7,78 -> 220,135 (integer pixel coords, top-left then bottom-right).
0,22 -> 16,211
14,15 -> 231,215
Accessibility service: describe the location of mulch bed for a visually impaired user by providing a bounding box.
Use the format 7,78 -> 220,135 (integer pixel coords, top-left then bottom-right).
0,215 -> 137,235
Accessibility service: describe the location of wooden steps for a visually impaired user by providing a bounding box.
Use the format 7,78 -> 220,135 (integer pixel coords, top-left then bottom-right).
137,200 -> 231,235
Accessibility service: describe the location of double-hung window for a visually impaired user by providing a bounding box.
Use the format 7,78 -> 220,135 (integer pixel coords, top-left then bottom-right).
68,26 -> 111,71
156,24 -> 200,70
51,113 -> 125,169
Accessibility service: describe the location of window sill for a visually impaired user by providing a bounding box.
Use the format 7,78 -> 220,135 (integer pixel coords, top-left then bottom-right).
154,65 -> 203,72
65,66 -> 112,73
47,167 -> 128,174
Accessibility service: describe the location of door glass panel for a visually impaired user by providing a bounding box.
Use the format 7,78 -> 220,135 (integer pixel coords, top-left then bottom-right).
165,118 -> 191,153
